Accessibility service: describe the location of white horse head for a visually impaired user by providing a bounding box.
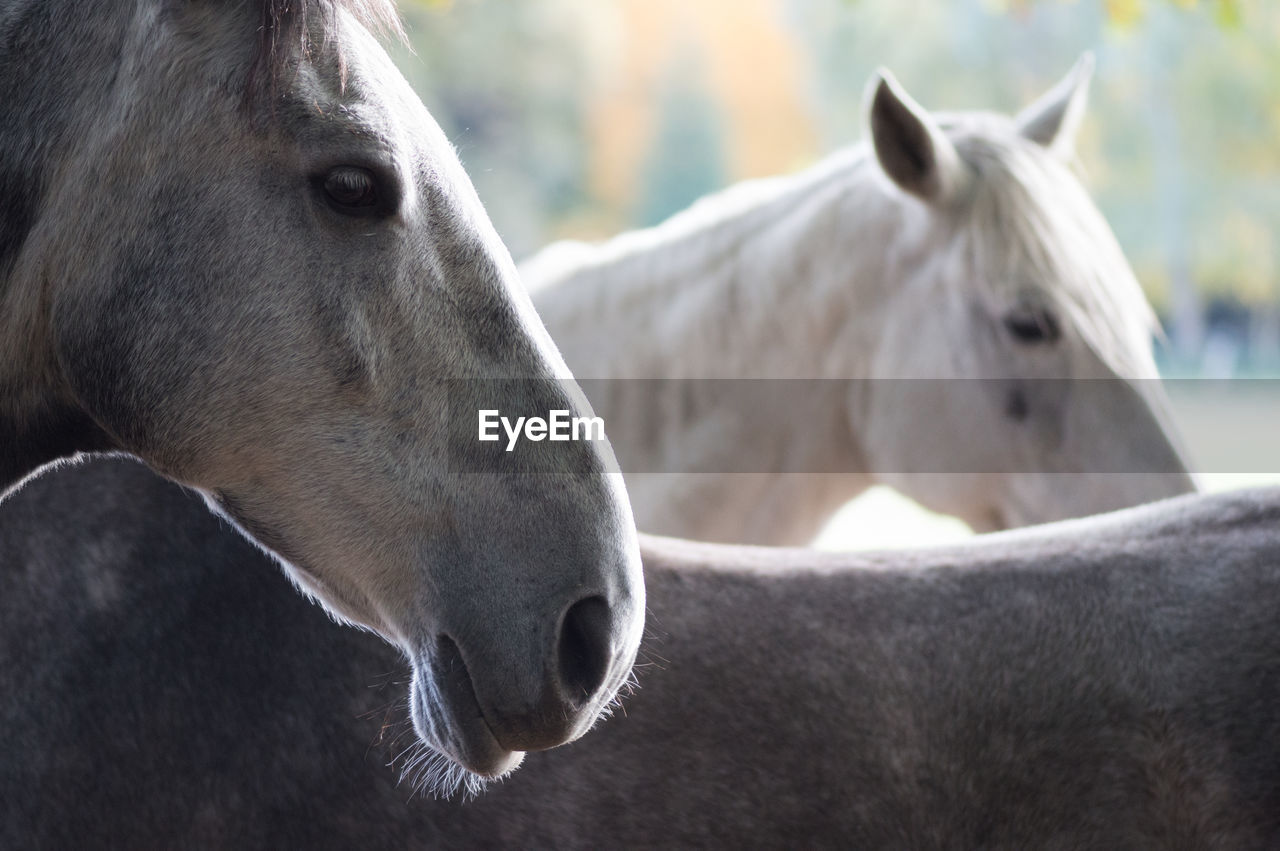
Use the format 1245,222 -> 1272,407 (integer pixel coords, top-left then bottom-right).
857,55 -> 1195,531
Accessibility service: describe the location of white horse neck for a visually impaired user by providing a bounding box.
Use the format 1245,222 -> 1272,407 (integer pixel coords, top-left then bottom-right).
525,145 -> 922,382
523,147 -> 931,544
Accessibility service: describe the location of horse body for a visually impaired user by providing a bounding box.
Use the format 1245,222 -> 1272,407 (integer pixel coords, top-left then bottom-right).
5,459 -> 1277,847
0,0 -> 643,780
525,59 -> 1197,545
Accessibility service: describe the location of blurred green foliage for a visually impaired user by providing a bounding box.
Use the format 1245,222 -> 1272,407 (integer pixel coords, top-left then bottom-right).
841,0 -> 1244,28
636,53 -> 728,227
390,0 -> 596,253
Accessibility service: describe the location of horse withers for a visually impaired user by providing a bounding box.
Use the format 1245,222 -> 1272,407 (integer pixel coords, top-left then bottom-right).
0,0 -> 642,781
525,56 -> 1197,545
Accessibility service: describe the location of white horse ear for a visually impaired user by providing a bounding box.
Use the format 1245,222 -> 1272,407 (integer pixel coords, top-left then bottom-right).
865,69 -> 967,204
1016,52 -> 1095,156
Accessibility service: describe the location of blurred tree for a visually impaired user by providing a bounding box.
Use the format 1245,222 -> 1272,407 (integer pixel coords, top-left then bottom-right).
843,0 -> 1245,28
635,51 -> 729,227
391,0 -> 606,257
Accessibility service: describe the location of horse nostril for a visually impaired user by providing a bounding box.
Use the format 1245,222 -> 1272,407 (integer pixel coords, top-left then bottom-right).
556,595 -> 612,708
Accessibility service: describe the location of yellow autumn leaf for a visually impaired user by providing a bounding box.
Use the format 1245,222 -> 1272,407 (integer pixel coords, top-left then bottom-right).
1104,0 -> 1145,27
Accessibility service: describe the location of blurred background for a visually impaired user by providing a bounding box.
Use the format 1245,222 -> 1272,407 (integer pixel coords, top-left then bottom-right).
391,0 -> 1279,548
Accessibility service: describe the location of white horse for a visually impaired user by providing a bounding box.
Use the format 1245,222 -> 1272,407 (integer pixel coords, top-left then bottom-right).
525,56 -> 1197,545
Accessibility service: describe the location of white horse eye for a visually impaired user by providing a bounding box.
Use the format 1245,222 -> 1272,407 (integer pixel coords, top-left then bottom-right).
321,166 -> 379,212
1003,307 -> 1061,345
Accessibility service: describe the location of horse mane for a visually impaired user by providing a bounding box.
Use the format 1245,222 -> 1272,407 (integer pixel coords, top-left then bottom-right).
522,149 -> 870,296
953,124 -> 1160,378
249,0 -> 404,102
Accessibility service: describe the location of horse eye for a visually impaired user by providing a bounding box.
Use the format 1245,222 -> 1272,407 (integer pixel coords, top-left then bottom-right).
1003,308 -> 1061,345
321,167 -> 379,212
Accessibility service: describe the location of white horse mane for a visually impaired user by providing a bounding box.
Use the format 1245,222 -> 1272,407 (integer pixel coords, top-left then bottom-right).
523,149 -> 868,298
948,114 -> 1160,379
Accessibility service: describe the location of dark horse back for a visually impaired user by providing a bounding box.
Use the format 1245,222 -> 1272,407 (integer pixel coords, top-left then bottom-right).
7,460 -> 1280,848
0,460 -> 429,848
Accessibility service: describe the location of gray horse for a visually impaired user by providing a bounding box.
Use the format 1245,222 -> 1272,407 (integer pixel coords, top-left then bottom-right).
0,0 -> 643,780
5,458 -> 1279,847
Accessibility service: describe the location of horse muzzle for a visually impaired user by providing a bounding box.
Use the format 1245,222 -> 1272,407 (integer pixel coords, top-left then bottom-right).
410,591 -> 640,778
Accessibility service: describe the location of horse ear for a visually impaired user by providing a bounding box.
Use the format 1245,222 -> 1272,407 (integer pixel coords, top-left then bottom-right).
865,69 -> 967,204
1016,52 -> 1095,156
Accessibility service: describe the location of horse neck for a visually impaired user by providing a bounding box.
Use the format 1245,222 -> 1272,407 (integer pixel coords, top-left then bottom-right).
530,147 -> 919,382
0,1 -> 135,492
527,149 -> 929,541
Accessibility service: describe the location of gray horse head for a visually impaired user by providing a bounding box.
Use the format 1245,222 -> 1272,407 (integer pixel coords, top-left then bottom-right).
0,0 -> 643,781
